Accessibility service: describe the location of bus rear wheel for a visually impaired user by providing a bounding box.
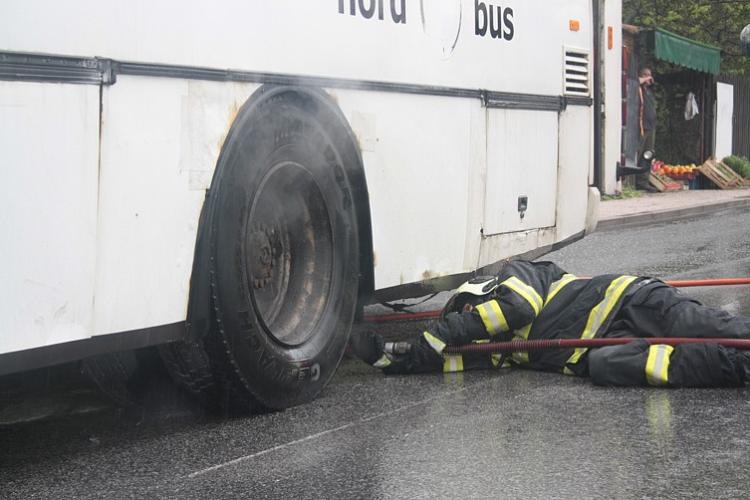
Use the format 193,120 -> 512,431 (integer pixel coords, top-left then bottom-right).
165,87 -> 362,411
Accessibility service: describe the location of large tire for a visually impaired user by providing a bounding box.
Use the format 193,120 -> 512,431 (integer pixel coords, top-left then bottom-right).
205,86 -> 361,409
81,349 -> 160,408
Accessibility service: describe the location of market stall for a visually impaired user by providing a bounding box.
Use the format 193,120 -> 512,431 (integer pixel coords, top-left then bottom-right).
619,26 -> 747,191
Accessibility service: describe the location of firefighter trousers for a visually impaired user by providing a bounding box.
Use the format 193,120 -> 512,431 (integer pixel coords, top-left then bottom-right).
590,282 -> 750,387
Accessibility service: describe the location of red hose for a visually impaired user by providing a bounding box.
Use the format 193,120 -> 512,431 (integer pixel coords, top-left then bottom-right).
444,337 -> 750,354
362,310 -> 440,323
363,277 -> 750,324
664,278 -> 750,287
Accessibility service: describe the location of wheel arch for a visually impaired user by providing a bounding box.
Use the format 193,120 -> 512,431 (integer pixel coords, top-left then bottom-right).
185,85 -> 374,341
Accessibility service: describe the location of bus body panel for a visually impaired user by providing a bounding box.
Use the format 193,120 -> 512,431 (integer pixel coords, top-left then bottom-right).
93,77 -> 261,337
100,82 -> 479,334
602,0 -> 623,195
484,109 -> 560,235
557,105 -> 594,238
0,80 -> 596,347
477,226 -> 557,270
476,104 -> 594,269
332,89 -> 476,288
0,82 -> 99,353
0,0 -> 591,96
0,0 -> 622,363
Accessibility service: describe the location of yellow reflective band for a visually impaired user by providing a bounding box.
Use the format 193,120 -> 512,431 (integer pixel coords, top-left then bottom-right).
501,276 -> 543,315
511,352 -> 529,364
545,274 -> 578,306
511,335 -> 529,364
565,275 -> 638,367
476,300 -> 509,335
646,344 -> 674,386
516,324 -> 532,341
443,354 -> 464,373
422,331 -> 446,354
373,354 -> 392,368
491,353 -> 503,367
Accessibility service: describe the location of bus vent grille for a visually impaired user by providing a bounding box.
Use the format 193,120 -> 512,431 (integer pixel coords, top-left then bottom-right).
564,49 -> 590,97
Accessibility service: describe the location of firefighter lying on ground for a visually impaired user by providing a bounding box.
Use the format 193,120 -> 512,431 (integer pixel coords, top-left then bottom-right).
351,260 -> 750,387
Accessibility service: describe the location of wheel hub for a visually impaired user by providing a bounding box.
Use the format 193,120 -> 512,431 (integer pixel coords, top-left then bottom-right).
244,161 -> 334,347
248,225 -> 279,290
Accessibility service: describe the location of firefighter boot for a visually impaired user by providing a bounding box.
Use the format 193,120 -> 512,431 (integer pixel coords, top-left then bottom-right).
735,350 -> 750,385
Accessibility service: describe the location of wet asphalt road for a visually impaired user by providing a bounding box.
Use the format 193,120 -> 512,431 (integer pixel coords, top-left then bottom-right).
3,206 -> 750,499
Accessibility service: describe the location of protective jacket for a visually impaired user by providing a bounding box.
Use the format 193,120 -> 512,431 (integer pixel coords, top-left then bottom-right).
375,260 -> 750,387
472,260 -> 641,375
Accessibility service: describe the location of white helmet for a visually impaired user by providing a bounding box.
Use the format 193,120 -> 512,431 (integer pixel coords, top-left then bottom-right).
440,276 -> 498,319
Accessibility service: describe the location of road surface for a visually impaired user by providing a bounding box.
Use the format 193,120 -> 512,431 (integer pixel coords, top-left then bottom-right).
3,207 -> 750,499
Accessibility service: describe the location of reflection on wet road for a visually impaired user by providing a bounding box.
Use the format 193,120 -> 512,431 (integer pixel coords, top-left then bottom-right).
3,208 -> 750,499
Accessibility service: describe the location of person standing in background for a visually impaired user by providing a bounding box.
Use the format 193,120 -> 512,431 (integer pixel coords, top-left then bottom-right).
636,67 -> 657,190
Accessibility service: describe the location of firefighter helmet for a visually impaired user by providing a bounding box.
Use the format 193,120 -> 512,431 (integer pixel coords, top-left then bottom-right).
440,276 -> 498,319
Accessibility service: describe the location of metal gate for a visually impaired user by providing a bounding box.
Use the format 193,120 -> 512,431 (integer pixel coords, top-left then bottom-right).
719,75 -> 750,159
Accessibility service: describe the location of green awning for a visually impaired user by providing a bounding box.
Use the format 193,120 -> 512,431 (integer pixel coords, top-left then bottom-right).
646,28 -> 721,75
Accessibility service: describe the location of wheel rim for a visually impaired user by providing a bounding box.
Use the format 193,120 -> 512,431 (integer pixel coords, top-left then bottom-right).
244,161 -> 334,347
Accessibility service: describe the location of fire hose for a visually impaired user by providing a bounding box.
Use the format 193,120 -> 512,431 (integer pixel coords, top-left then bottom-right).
363,277 -> 750,324
443,337 -> 750,355
366,276 -> 750,354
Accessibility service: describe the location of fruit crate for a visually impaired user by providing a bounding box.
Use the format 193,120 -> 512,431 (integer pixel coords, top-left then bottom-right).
649,173 -> 683,192
699,158 -> 746,190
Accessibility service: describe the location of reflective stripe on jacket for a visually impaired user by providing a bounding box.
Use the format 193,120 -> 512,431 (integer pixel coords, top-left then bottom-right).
474,260 -> 642,374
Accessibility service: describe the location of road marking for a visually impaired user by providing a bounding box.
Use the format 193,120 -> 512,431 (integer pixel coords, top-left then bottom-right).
186,386 -> 474,478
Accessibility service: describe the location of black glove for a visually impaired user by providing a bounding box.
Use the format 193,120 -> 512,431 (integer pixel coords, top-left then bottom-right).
349,330 -> 385,365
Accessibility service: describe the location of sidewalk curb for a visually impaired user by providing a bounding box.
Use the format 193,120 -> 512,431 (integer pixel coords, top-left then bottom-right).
597,196 -> 750,232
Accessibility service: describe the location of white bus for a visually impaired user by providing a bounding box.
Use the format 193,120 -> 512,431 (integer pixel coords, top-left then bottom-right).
0,0 -> 621,410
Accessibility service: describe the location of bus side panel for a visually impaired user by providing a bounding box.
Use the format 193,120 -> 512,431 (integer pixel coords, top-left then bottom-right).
603,0 -> 623,194
0,82 -> 99,354
94,77 -> 260,335
95,81 -> 478,327
331,90 -> 477,290
484,109 -> 560,234
0,0 -> 592,97
557,106 -> 594,239
477,227 -> 558,270
476,106 -> 593,269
